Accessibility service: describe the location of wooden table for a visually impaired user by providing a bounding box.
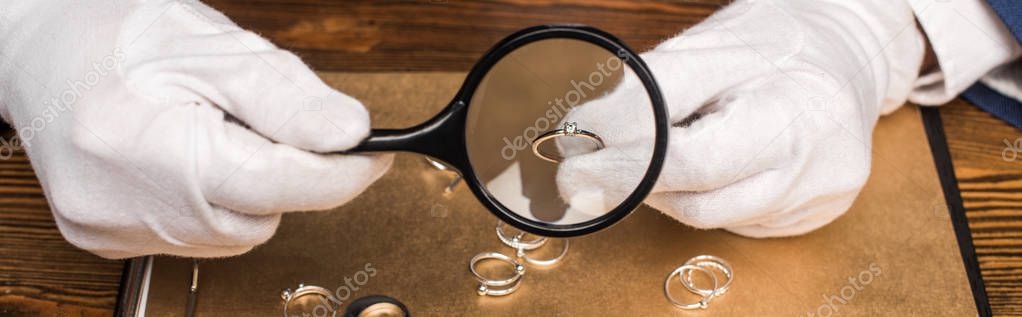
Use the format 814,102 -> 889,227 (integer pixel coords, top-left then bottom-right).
1,1 -> 1019,316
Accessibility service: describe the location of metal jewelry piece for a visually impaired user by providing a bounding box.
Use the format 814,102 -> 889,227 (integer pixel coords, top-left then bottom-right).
682,255 -> 733,297
469,252 -> 526,296
664,265 -> 718,310
185,260 -> 199,317
470,252 -> 526,286
476,278 -> 523,297
424,157 -> 462,194
530,121 -> 606,163
280,283 -> 340,317
516,239 -> 569,266
496,221 -> 547,250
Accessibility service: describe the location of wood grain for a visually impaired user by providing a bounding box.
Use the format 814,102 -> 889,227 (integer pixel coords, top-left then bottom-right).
200,0 -> 725,71
0,130 -> 123,317
941,100 -> 1022,316
1,1 -> 1019,316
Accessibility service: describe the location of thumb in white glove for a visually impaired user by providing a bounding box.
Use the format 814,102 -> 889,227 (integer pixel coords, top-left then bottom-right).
0,0 -> 391,258
556,0 -> 926,237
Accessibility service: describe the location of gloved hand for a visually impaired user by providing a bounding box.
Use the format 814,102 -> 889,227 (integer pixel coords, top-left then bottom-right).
556,0 -> 926,237
0,0 -> 391,258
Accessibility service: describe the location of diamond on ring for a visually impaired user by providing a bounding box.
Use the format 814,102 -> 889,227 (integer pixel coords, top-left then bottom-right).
563,122 -> 578,135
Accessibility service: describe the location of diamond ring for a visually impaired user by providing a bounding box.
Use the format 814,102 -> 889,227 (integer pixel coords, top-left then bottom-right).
530,121 -> 605,163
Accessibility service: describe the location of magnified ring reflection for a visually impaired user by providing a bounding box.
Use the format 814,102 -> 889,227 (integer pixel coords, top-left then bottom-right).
530,121 -> 605,163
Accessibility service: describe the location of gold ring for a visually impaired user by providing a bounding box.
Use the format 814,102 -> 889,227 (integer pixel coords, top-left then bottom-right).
530,121 -> 605,163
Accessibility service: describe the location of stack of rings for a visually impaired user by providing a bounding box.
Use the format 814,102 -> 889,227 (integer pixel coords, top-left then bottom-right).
496,221 -> 570,266
664,255 -> 734,310
469,252 -> 526,296
469,222 -> 571,296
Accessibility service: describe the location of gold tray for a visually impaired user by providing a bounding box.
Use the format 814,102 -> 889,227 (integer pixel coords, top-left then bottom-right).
140,72 -> 975,316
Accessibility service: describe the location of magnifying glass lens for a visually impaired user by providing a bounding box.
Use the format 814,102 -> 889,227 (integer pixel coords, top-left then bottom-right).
465,38 -> 656,227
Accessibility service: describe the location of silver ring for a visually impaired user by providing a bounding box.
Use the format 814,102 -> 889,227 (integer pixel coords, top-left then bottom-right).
682,255 -> 733,297
469,252 -> 525,287
280,283 -> 339,317
516,239 -> 569,266
664,265 -> 717,310
496,221 -> 547,250
424,157 -> 462,194
424,157 -> 454,172
476,279 -> 522,297
530,121 -> 605,163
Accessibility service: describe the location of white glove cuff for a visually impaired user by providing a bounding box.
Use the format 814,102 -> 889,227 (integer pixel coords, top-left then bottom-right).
908,0 -> 1022,105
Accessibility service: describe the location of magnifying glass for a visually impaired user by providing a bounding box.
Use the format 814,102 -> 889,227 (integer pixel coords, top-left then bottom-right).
343,25 -> 668,237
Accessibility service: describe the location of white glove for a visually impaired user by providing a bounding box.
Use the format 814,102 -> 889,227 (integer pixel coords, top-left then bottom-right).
556,0 -> 926,237
0,0 -> 392,258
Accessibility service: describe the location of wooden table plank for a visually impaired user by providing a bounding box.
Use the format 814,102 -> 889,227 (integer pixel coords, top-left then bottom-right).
0,129 -> 123,317
200,0 -> 725,71
941,100 -> 1022,316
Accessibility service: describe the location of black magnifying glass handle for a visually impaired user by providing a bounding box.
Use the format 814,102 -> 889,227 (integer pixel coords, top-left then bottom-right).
345,100 -> 467,164
350,128 -> 419,153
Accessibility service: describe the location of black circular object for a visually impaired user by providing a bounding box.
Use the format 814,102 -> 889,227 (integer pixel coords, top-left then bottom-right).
343,295 -> 410,317
346,24 -> 668,237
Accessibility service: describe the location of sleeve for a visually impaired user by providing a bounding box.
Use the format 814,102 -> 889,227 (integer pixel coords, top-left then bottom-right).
907,0 -> 1021,105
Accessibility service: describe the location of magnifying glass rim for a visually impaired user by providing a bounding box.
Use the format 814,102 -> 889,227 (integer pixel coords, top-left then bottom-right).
455,24 -> 669,237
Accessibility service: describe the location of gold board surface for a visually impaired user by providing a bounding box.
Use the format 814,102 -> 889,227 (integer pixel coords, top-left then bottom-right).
144,72 -> 976,316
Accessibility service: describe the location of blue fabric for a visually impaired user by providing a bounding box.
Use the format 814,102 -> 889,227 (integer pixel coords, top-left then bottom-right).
986,0 -> 1022,40
964,1 -> 1022,130
961,83 -> 1022,128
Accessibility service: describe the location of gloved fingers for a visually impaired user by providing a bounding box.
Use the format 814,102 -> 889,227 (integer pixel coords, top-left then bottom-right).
121,2 -> 371,153
723,195 -> 855,238
124,48 -> 371,153
653,1 -> 803,63
52,194 -> 282,259
640,41 -> 795,120
141,204 -> 284,257
557,77 -> 807,197
655,85 -> 807,192
555,71 -> 656,158
646,156 -> 864,237
549,77 -> 657,216
555,141 -> 656,215
196,106 -> 393,215
554,47 -> 787,151
639,0 -> 805,120
645,168 -> 796,230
